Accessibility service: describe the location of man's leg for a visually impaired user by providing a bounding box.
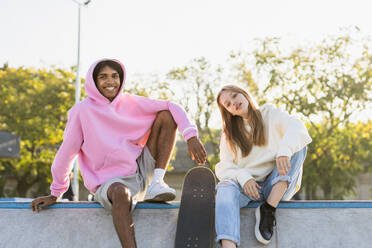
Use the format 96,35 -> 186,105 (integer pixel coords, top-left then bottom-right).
144,110 -> 177,201
107,182 -> 136,248
146,110 -> 177,170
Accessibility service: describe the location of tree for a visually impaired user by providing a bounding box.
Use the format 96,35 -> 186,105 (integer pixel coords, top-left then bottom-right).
167,58 -> 221,131
125,73 -> 174,100
306,122 -> 372,199
230,30 -> 372,199
0,65 -> 77,196
167,57 -> 223,166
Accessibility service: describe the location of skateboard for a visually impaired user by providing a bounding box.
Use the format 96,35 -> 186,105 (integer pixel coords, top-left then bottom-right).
175,165 -> 216,248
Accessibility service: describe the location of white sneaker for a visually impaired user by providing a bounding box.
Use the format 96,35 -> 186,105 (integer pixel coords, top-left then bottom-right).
144,180 -> 176,202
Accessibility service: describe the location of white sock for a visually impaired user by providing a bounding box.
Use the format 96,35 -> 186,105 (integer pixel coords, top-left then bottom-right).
151,168 -> 166,184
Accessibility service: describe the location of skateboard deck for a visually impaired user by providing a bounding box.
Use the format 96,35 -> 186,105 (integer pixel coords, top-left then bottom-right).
175,166 -> 216,248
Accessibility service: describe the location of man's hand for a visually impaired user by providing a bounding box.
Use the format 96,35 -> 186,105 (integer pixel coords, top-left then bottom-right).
276,156 -> 290,176
187,136 -> 207,165
31,195 -> 57,213
243,179 -> 261,200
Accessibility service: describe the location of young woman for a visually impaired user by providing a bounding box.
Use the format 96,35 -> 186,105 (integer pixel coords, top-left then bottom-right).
215,85 -> 312,248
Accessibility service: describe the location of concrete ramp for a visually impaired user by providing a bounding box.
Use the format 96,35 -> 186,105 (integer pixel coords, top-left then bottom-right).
1,201 -> 371,248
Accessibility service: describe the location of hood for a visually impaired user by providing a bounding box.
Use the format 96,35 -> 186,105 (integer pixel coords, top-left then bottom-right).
84,58 -> 126,105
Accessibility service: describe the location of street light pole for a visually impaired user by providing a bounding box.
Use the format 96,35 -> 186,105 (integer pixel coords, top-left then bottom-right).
75,3 -> 81,105
72,0 -> 91,201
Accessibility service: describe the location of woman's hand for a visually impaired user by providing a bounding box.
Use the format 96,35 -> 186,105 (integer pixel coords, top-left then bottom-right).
276,156 -> 290,176
243,179 -> 261,199
31,195 -> 57,213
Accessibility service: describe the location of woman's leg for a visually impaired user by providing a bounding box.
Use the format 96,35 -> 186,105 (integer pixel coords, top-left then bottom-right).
221,239 -> 238,248
215,180 -> 251,248
264,146 -> 308,204
266,181 -> 288,208
255,147 -> 308,245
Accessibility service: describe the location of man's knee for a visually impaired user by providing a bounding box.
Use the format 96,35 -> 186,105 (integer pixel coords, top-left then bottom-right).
156,110 -> 177,129
107,182 -> 131,206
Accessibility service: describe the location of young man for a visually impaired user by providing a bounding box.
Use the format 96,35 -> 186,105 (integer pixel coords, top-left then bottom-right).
31,59 -> 207,248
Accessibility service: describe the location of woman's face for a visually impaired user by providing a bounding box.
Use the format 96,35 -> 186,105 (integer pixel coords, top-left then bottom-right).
219,90 -> 249,117
96,65 -> 121,101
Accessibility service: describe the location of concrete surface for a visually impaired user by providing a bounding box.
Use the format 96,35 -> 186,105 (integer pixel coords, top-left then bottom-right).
1,201 -> 372,248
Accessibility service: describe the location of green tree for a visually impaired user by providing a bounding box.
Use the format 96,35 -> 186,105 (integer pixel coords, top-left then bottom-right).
167,57 -> 222,131
0,65 -> 78,197
230,31 -> 372,199
125,74 -> 174,100
306,122 -> 372,199
167,57 -> 223,167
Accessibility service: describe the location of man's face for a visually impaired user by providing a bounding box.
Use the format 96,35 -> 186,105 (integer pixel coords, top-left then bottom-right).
96,65 -> 121,101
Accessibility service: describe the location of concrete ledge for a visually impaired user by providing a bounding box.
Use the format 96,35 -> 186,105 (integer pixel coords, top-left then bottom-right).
3,200 -> 372,209
1,201 -> 372,247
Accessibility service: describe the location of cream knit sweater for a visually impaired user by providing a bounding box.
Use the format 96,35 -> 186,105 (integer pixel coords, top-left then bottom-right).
215,103 -> 312,188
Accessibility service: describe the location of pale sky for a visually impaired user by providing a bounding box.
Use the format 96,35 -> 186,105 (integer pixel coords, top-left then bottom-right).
1,0 -> 372,78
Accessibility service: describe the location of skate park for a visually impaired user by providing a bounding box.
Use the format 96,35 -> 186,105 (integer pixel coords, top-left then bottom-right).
1,200 -> 372,247
2,0 -> 372,247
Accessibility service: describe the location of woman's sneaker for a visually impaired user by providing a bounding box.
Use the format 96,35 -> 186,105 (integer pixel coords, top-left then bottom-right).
255,203 -> 276,245
144,180 -> 176,202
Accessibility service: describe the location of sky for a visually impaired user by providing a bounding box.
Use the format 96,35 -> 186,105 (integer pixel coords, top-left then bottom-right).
1,0 -> 371,123
1,0 -> 372,77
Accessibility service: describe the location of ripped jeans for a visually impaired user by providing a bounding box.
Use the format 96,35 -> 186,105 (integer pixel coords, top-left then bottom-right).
215,147 -> 307,246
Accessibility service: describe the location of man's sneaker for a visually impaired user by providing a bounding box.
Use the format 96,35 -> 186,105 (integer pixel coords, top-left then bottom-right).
255,203 -> 276,245
144,180 -> 176,202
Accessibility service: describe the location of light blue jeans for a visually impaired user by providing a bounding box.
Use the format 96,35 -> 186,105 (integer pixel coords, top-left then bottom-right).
215,147 -> 307,246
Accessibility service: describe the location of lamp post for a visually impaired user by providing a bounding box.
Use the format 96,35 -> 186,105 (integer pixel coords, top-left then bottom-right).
72,0 -> 91,201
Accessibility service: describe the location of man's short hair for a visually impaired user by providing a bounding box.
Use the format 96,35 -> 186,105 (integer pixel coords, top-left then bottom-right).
93,60 -> 124,86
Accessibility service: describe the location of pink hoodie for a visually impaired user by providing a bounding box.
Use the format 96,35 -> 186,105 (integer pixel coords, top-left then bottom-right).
50,59 -> 198,197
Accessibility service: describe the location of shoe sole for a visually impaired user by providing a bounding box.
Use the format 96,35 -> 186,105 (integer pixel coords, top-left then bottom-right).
255,206 -> 271,245
144,192 -> 176,202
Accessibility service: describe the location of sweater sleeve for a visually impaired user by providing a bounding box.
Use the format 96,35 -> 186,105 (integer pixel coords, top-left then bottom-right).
271,106 -> 312,158
132,95 -> 198,141
215,133 -> 253,187
50,106 -> 83,198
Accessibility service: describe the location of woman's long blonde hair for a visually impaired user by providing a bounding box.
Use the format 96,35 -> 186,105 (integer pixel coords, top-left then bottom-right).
217,85 -> 266,161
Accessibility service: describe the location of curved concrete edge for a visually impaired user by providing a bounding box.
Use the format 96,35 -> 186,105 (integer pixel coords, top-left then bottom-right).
0,198 -> 34,202
0,201 -> 179,209
1,201 -> 372,248
1,200 -> 372,209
